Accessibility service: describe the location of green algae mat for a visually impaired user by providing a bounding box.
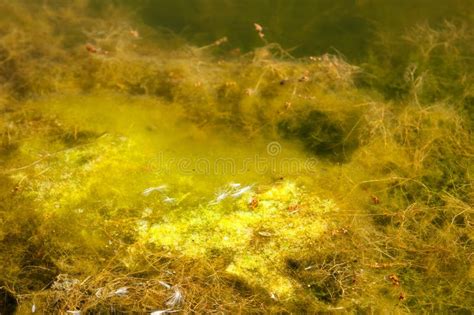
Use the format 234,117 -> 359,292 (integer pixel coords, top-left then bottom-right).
0,1 -> 473,314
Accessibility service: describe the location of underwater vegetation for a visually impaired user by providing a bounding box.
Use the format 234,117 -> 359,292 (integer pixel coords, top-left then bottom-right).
0,1 -> 473,314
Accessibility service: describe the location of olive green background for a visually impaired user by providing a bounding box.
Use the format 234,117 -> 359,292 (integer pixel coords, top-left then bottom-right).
113,0 -> 473,60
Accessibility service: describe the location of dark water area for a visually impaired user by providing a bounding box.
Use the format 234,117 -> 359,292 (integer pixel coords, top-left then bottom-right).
120,0 -> 473,60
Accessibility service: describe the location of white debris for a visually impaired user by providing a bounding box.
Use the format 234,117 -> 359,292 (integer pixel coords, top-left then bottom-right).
32,304 -> 36,313
209,189 -> 229,205
162,196 -> 176,204
270,292 -> 278,301
159,280 -> 172,289
142,185 -> 167,196
113,287 -> 129,296
230,185 -> 253,198
210,183 -> 255,204
159,281 -> 183,308
95,287 -> 104,298
166,287 -> 183,307
51,274 -> 80,291
66,311 -> 81,315
215,191 -> 228,203
257,231 -> 273,237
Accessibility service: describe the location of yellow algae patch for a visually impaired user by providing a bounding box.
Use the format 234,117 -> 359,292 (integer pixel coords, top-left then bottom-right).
142,180 -> 334,298
6,93 -> 337,301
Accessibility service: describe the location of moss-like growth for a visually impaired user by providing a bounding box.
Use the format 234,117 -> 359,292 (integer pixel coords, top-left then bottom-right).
0,1 -> 473,314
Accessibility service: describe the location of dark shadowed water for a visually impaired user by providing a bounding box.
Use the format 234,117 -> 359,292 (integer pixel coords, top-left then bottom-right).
118,0 -> 473,60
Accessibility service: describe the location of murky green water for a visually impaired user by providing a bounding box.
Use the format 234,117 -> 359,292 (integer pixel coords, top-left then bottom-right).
128,0 -> 472,58
0,1 -> 473,314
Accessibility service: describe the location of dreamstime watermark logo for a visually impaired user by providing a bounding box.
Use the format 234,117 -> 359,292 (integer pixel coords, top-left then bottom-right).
145,141 -> 319,176
266,141 -> 282,156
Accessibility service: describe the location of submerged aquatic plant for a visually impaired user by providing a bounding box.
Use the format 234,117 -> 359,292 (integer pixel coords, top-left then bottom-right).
0,1 -> 472,314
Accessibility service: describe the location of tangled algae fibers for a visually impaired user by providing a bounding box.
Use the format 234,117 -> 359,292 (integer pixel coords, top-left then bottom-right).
0,1 -> 473,314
